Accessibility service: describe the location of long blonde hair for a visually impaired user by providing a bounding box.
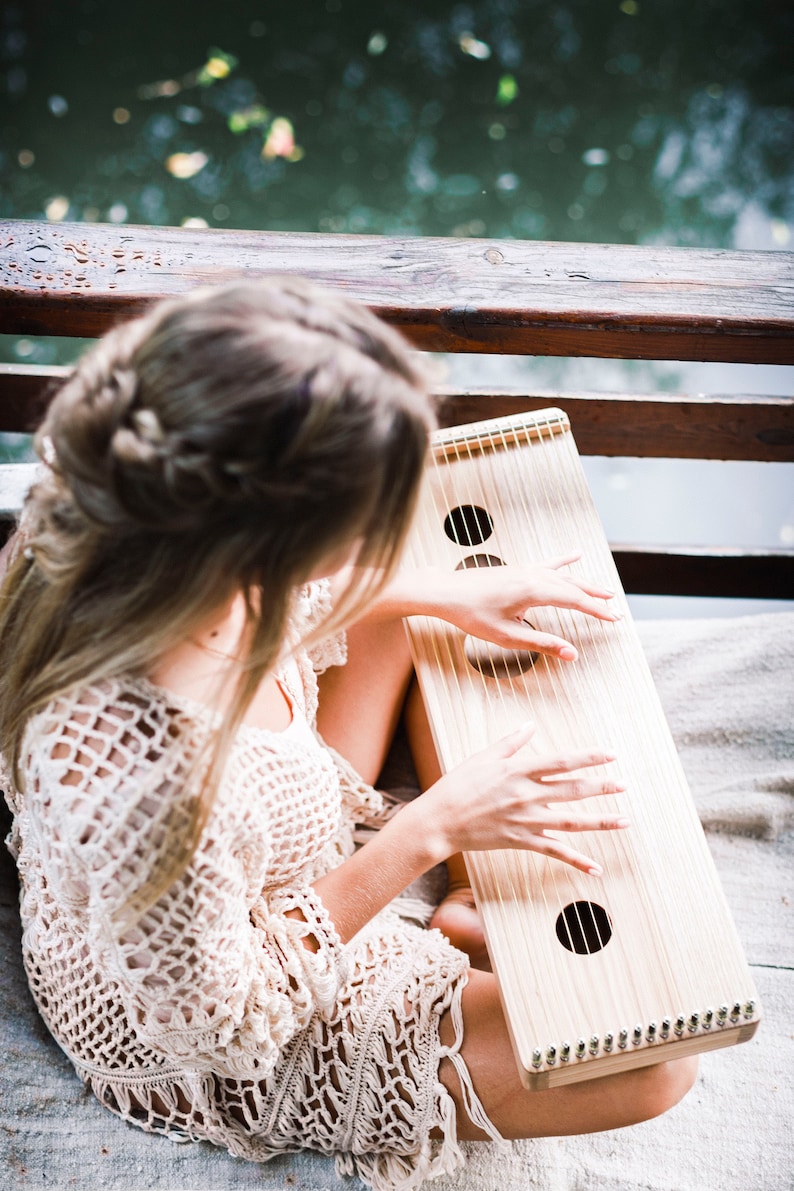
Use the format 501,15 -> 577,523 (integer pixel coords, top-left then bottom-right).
0,278 -> 434,912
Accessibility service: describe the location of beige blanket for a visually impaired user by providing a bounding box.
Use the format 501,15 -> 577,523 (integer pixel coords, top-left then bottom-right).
1,612 -> 792,1190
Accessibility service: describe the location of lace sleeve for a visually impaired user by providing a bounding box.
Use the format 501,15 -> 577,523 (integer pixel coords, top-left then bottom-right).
28,687 -> 347,1079
293,578 -> 347,673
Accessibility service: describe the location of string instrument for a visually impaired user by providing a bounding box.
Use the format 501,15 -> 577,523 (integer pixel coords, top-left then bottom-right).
401,408 -> 760,1089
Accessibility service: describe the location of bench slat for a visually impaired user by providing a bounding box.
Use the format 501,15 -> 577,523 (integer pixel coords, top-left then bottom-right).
1,365 -> 792,461
2,221 -> 793,362
613,545 -> 794,599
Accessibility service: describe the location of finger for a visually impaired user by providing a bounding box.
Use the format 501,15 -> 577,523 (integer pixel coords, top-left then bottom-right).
502,628 -> 581,661
567,591 -> 623,619
539,777 -> 627,803
539,809 -> 630,832
538,558 -> 620,606
541,551 -> 582,571
526,748 -> 618,777
493,719 -> 537,758
523,834 -> 607,878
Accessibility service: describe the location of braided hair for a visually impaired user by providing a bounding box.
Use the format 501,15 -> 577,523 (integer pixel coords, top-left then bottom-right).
0,278 -> 433,911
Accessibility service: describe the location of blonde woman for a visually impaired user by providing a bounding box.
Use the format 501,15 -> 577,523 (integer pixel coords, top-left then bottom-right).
0,280 -> 696,1191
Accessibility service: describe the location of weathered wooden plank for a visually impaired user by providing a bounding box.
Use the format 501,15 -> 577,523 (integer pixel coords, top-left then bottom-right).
437,389 -> 794,461
0,364 -> 66,432
2,221 -> 793,362
1,364 -> 792,461
612,545 -> 794,599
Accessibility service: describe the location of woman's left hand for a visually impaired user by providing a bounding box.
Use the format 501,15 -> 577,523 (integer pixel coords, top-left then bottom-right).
413,552 -> 621,662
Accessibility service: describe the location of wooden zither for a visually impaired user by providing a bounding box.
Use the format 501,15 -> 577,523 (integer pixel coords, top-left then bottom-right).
401,409 -> 760,1090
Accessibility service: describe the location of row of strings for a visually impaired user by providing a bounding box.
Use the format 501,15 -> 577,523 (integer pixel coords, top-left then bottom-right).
409,413 -> 743,1046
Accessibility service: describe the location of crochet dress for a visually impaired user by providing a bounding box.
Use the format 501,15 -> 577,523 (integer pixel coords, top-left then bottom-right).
2,581 -> 503,1191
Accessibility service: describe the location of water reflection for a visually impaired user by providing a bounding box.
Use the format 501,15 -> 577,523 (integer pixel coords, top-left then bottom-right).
1,1 -> 790,245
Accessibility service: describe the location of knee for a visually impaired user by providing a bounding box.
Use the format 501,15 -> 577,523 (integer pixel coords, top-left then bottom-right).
630,1056 -> 699,1123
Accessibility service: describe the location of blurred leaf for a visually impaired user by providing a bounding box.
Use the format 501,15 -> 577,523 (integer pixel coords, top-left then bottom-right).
459,33 -> 491,60
228,105 -> 270,134
262,117 -> 303,161
138,78 -> 181,99
197,47 -> 238,86
367,32 -> 388,56
496,75 -> 518,105
165,151 -> 209,178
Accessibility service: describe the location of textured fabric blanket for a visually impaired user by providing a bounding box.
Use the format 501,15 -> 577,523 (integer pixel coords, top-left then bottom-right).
1,612 -> 792,1191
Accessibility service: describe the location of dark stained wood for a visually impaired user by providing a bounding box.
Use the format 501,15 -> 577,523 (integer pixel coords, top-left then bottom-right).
2,220 -> 793,362
0,364 -> 67,432
1,364 -> 792,461
612,545 -> 794,599
437,389 -> 794,461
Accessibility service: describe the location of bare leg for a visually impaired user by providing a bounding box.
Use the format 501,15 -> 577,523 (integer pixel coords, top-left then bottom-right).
439,968 -> 698,1139
316,616 -> 414,786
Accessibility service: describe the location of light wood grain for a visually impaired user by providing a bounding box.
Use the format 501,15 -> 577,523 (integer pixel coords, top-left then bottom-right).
2,220 -> 792,361
401,409 -> 760,1088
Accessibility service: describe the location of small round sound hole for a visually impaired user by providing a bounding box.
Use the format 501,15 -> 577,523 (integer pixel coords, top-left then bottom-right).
456,553 -> 504,571
463,630 -> 539,678
555,901 -> 613,955
443,504 -> 494,547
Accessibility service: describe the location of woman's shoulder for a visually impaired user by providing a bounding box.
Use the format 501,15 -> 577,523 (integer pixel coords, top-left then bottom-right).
24,675 -> 203,777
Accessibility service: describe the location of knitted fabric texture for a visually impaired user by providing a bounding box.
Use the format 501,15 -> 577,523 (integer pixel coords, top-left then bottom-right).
3,581 -> 500,1191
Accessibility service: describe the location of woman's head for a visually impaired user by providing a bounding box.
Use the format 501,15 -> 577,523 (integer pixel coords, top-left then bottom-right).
33,278 -> 433,637
0,279 -> 434,908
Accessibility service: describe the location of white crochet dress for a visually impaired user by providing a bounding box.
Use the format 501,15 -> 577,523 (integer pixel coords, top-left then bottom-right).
3,582 -> 502,1191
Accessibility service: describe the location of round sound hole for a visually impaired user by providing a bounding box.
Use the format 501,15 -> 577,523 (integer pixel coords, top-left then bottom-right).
463,631 -> 540,678
556,901 -> 613,955
443,504 -> 494,547
455,552 -> 540,676
456,553 -> 504,571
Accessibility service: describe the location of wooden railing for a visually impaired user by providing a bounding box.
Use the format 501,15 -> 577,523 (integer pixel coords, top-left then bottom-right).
1,219 -> 793,598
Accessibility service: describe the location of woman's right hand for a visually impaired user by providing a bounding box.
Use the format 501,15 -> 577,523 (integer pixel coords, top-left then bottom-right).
422,721 -> 629,876
312,722 -> 627,946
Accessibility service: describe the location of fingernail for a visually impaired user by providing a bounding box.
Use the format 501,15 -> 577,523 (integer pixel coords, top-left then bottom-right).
560,645 -> 578,661
615,818 -> 630,828
588,864 -> 603,878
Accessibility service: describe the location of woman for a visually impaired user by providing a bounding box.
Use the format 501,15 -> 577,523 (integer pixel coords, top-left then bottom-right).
0,279 -> 696,1191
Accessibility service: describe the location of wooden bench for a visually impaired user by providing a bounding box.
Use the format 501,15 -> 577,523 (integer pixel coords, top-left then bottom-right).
1,219 -> 792,599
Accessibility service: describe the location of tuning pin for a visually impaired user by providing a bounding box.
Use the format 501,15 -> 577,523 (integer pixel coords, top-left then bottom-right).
560,1041 -> 571,1063
674,1015 -> 685,1036
744,1000 -> 756,1018
531,1048 -> 543,1069
730,1002 -> 741,1022
589,1035 -> 600,1055
603,1032 -> 614,1053
717,1004 -> 728,1026
660,1018 -> 671,1040
703,1008 -> 714,1029
646,1021 -> 657,1042
632,1024 -> 643,1045
618,1028 -> 629,1049
546,1045 -> 557,1065
576,1038 -> 587,1059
